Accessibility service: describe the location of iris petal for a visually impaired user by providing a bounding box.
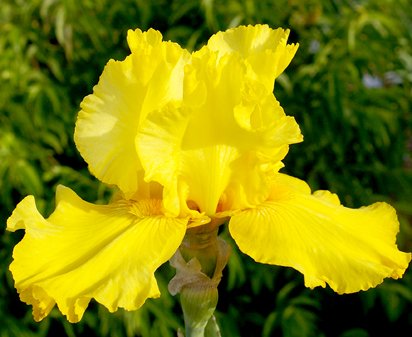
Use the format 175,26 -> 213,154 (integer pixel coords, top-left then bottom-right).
138,46 -> 302,216
74,28 -> 190,197
7,185 -> 187,322
229,174 -> 411,294
207,24 -> 298,91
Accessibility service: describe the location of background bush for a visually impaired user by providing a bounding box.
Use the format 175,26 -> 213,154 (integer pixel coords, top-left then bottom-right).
1,0 -> 411,336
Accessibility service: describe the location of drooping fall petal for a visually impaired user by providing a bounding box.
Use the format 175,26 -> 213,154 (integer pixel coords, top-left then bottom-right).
74,28 -> 190,197
7,185 -> 187,322
229,173 -> 411,294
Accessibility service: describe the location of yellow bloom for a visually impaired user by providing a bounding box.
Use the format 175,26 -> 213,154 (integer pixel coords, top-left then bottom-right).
7,25 -> 410,323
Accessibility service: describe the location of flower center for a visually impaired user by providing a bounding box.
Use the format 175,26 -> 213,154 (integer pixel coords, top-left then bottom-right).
127,199 -> 163,217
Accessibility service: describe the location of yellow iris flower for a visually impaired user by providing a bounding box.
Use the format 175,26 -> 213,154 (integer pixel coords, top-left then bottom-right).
7,25 -> 410,323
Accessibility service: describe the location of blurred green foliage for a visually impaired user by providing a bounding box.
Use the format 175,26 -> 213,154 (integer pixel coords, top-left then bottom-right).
1,0 -> 411,336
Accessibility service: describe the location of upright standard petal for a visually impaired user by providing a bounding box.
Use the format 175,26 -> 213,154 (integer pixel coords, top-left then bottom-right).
74,28 -> 190,197
137,47 -> 302,217
207,24 -> 298,92
7,186 -> 187,322
229,174 -> 411,294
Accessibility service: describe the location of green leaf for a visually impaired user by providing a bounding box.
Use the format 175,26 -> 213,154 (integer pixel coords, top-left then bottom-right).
339,328 -> 370,337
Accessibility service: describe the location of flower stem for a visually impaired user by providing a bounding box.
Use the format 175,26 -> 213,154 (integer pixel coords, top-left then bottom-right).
205,315 -> 221,337
169,219 -> 230,337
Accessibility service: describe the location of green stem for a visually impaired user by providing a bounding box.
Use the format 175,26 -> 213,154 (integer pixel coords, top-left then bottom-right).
169,219 -> 230,337
205,315 -> 221,337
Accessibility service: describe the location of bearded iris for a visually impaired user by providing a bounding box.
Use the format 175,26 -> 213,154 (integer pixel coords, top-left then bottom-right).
7,25 -> 411,324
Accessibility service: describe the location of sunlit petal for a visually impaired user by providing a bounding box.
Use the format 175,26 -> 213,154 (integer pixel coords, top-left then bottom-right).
207,24 -> 298,91
229,173 -> 411,294
137,48 -> 302,216
7,185 -> 187,322
74,28 -> 190,197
